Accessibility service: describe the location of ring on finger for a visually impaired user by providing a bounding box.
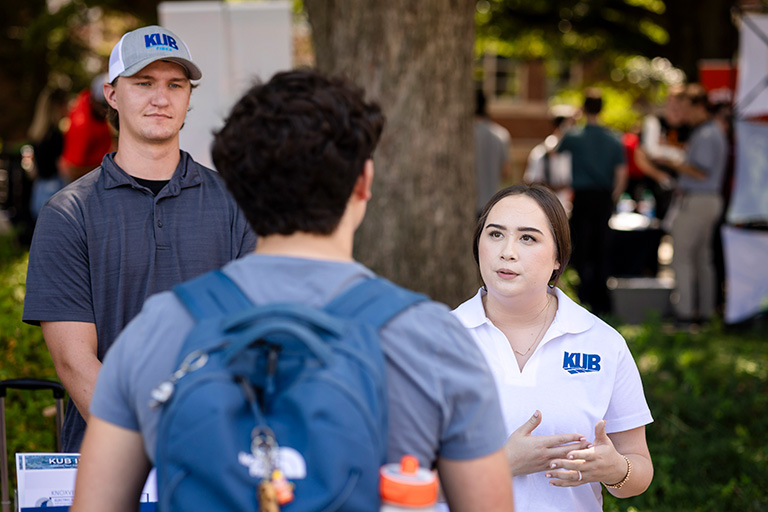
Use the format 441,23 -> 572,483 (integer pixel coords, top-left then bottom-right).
577,470 -> 583,482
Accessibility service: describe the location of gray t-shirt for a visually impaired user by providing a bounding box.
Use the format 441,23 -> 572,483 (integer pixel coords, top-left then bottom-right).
679,120 -> 728,194
474,118 -> 510,212
23,151 -> 258,451
91,254 -> 507,467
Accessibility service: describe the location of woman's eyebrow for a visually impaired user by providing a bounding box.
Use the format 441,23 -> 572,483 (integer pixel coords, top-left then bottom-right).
486,223 -> 544,235
518,226 -> 545,234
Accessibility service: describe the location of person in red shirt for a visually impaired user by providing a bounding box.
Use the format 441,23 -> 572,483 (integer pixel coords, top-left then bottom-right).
60,74 -> 114,182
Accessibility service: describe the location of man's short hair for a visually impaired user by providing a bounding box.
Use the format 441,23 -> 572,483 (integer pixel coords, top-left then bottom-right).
583,88 -> 603,115
212,69 -> 385,236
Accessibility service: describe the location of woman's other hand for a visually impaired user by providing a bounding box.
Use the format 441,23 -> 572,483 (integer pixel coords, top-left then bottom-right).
545,420 -> 627,487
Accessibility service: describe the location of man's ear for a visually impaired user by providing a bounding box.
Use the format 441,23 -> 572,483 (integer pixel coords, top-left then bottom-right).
104,82 -> 118,110
353,159 -> 374,201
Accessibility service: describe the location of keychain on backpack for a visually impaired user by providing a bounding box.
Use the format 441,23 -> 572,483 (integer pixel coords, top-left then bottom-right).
270,469 -> 294,505
258,479 -> 279,512
252,428 -> 294,510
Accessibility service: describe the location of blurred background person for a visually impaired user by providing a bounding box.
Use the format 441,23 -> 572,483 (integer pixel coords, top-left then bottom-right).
557,88 -> 627,315
27,86 -> 69,220
523,105 -> 575,212
635,84 -> 690,222
475,89 -> 511,216
660,84 -> 729,325
59,73 -> 114,183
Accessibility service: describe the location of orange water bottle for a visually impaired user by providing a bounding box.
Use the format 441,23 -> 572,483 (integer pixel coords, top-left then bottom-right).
380,455 -> 438,511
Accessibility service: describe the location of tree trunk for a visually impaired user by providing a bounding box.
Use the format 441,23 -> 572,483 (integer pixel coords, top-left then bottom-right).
662,0 -> 738,81
304,0 -> 478,307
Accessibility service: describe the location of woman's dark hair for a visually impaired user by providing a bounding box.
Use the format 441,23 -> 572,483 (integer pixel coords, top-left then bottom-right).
473,184 -> 571,287
212,69 -> 384,236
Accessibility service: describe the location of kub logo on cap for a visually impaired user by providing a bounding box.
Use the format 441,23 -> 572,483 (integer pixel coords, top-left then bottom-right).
144,32 -> 179,51
108,25 -> 202,83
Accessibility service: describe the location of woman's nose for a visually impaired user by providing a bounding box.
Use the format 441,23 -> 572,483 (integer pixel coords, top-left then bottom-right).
499,243 -> 516,260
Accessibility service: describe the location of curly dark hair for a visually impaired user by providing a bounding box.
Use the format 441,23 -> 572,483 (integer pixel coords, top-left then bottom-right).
211,69 -> 385,236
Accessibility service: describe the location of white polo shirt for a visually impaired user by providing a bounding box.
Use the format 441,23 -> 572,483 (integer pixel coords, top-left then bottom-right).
452,287 -> 653,512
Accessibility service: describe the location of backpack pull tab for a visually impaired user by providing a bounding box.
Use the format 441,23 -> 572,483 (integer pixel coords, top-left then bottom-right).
149,350 -> 209,408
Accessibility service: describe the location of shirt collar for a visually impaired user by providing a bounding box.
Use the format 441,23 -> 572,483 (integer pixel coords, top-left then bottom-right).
548,287 -> 594,336
453,286 -> 595,336
452,287 -> 489,329
102,150 -> 203,195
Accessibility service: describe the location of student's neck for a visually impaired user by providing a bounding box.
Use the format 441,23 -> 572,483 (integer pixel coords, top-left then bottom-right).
255,231 -> 354,262
113,138 -> 181,180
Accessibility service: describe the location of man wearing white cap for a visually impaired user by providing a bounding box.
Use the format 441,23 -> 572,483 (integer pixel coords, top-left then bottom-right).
23,25 -> 257,452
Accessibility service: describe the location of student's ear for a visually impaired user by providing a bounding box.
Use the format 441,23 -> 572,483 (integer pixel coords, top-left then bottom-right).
354,159 -> 374,201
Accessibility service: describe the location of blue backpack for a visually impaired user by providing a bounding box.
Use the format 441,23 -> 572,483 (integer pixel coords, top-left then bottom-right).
151,270 -> 427,511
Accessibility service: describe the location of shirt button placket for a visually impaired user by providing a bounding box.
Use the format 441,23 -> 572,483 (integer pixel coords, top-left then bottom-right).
154,202 -> 167,247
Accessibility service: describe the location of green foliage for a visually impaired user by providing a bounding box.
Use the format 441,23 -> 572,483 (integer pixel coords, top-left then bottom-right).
550,84 -> 644,133
0,234 -> 60,492
603,319 -> 768,512
475,0 -> 668,62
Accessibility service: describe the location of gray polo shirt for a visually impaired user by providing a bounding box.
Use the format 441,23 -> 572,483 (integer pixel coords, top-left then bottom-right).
23,150 -> 257,450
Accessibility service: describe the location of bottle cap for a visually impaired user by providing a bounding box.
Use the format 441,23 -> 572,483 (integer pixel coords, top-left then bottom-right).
380,455 -> 438,507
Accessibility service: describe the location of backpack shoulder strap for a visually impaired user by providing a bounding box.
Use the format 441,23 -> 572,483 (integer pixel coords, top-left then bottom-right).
173,269 -> 253,321
324,277 -> 428,329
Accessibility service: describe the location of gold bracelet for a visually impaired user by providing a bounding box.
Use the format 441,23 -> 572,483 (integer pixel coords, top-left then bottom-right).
603,456 -> 631,489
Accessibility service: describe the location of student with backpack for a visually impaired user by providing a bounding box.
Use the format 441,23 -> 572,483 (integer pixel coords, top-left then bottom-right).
71,70 -> 514,511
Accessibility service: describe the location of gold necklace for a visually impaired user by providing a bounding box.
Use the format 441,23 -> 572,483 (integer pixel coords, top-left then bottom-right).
513,295 -> 553,357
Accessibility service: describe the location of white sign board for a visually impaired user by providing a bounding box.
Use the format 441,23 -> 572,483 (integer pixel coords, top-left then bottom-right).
15,453 -> 157,509
727,120 -> 768,224
158,1 -> 293,169
735,13 -> 768,118
722,225 -> 768,323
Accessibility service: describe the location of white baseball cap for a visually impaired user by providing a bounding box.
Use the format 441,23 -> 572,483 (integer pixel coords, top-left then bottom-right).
108,25 -> 202,83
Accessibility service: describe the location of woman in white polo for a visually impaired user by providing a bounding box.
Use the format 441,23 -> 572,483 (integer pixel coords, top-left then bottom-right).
453,184 -> 653,511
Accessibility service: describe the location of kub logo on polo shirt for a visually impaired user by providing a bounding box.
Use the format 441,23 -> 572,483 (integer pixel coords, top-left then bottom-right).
144,33 -> 178,52
563,351 -> 601,374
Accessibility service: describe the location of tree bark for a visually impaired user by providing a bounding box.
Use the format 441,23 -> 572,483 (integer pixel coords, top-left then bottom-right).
662,0 -> 738,81
304,0 -> 478,307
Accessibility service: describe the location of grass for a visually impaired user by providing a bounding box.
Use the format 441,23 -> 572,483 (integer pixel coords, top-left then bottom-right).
0,232 -> 60,494
604,317 -> 768,511
1,233 -> 767,510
